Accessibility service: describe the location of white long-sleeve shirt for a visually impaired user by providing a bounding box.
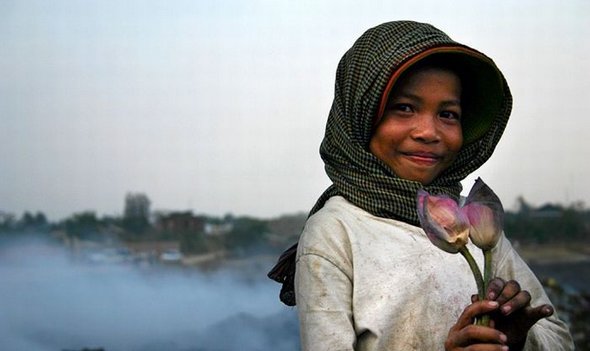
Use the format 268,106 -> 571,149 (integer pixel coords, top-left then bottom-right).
295,196 -> 574,350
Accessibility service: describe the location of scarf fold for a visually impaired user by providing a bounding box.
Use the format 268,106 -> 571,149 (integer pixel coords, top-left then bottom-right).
268,21 -> 512,306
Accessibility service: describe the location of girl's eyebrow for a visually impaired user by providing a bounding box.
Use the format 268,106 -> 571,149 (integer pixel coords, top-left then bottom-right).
392,92 -> 461,106
440,99 -> 462,107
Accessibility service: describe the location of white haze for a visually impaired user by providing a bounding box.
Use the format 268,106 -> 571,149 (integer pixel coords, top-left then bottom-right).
2,0 -> 589,221
0,236 -> 298,351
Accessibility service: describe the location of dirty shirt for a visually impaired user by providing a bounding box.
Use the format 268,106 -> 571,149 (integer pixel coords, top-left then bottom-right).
295,196 -> 574,351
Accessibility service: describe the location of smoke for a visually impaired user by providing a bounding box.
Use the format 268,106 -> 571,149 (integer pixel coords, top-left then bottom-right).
0,236 -> 299,351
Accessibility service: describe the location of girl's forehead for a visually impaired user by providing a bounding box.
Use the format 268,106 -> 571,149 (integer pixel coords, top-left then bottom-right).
393,67 -> 462,90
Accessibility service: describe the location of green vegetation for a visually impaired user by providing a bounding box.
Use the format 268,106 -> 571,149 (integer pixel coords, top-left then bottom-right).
504,197 -> 589,244
64,211 -> 103,239
0,194 -> 304,257
1,195 -> 588,252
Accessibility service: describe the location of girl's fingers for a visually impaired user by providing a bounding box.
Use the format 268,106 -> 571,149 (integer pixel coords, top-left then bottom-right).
453,325 -> 507,350
492,279 -> 520,304
525,304 -> 554,322
446,301 -> 506,350
455,301 -> 500,328
499,290 -> 531,315
449,324 -> 507,348
486,277 -> 506,300
487,278 -> 533,315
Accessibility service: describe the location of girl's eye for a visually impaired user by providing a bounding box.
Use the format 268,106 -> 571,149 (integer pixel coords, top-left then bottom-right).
440,111 -> 461,121
391,103 -> 413,113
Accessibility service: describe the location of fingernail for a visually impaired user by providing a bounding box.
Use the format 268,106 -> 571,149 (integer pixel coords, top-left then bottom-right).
502,305 -> 511,313
488,292 -> 496,299
500,333 -> 507,342
488,301 -> 499,307
502,346 -> 509,351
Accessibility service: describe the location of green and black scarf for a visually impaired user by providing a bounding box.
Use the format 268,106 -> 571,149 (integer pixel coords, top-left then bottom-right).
268,21 -> 513,306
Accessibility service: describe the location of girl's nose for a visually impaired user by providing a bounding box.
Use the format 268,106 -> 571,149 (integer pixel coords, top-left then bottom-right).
411,115 -> 440,143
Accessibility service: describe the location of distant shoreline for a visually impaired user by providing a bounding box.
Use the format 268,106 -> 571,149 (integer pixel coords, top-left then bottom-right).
514,241 -> 590,293
515,241 -> 590,265
529,261 -> 590,293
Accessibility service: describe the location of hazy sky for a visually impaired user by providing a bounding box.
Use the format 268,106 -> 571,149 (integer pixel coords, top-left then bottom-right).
1,0 -> 589,221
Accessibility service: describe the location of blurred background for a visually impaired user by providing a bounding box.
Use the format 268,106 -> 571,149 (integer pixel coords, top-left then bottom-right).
1,0 -> 589,350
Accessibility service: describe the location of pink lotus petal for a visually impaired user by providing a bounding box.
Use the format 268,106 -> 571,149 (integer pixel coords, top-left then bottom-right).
463,178 -> 504,250
417,190 -> 470,254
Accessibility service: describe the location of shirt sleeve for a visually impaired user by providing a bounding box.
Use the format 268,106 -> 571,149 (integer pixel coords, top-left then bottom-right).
493,234 -> 575,351
295,213 -> 357,351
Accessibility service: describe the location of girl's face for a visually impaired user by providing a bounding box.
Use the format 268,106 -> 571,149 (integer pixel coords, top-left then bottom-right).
369,67 -> 463,185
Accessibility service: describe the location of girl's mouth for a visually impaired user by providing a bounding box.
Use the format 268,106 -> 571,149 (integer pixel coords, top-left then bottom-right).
403,152 -> 441,166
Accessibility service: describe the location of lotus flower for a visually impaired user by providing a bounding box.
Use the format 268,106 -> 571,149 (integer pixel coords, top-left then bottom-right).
417,190 -> 470,253
463,178 -> 504,250
417,178 -> 504,327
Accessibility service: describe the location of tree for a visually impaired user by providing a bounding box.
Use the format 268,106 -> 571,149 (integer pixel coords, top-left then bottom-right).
19,211 -> 48,230
225,217 -> 268,251
64,211 -> 101,239
0,211 -> 16,233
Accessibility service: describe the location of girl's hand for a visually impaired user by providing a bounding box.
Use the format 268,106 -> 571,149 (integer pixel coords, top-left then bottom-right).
445,300 -> 508,351
483,277 -> 554,350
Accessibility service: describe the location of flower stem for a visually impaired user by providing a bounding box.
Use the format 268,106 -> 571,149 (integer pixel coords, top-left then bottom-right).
484,249 -> 492,287
459,246 -> 485,300
480,249 -> 493,326
459,246 -> 489,326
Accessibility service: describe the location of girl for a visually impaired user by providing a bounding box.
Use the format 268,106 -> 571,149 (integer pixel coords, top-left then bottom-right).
269,21 -> 574,350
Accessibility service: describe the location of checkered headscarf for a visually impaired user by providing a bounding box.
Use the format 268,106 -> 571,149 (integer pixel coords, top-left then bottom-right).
269,21 -> 512,306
